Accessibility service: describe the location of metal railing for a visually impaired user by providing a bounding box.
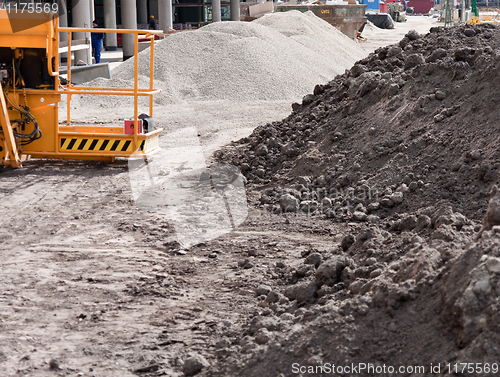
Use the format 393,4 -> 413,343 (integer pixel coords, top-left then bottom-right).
57,26 -> 163,146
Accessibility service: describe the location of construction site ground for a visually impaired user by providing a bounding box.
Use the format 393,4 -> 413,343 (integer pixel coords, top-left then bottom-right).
0,16 -> 447,377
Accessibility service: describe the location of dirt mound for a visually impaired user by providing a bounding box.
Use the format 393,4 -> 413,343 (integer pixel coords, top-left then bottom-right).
219,24 -> 500,222
207,196 -> 500,377
201,24 -> 500,377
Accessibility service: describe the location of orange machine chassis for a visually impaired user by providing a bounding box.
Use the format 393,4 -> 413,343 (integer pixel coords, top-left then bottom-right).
0,10 -> 163,168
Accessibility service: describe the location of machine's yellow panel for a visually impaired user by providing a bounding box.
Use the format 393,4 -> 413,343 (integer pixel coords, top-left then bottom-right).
0,9 -> 163,168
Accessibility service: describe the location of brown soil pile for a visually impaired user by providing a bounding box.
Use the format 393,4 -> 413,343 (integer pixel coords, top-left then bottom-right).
206,196 -> 500,377
205,25 -> 500,377
220,24 -> 500,222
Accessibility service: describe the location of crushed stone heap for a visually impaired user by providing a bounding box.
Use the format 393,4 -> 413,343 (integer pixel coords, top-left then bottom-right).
220,24 -> 500,221
79,11 -> 366,108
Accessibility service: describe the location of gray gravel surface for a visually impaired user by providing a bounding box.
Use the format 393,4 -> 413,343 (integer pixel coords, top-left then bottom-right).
75,11 -> 366,109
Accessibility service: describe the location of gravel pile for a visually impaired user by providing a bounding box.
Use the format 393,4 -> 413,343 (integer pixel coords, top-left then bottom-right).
66,76 -> 167,111
77,11 -> 366,108
219,24 -> 500,221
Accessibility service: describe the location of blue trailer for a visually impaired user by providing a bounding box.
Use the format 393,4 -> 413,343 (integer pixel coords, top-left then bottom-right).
359,0 -> 380,12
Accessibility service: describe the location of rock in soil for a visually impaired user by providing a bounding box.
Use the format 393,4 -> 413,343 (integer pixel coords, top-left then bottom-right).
183,355 -> 210,376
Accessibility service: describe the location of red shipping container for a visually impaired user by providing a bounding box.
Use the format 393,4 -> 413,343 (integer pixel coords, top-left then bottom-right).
124,119 -> 143,134
407,0 -> 434,13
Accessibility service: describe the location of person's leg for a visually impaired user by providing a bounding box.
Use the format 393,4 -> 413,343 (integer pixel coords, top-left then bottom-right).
95,47 -> 101,64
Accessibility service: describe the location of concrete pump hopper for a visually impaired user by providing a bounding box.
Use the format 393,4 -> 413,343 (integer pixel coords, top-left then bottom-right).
0,8 -> 163,168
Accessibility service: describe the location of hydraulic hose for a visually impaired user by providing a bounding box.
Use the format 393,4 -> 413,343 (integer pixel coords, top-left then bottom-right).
2,87 -> 42,145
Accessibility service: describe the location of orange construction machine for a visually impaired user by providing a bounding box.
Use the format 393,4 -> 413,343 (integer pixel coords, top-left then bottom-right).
0,8 -> 163,169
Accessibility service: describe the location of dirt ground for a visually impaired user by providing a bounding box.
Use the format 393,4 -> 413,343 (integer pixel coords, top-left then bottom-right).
0,161 -> 348,376
0,16 -> 450,377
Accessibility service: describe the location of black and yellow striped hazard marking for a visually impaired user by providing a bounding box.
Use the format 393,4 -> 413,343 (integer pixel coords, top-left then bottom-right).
138,137 -> 159,152
60,136 -> 159,153
60,138 -> 132,152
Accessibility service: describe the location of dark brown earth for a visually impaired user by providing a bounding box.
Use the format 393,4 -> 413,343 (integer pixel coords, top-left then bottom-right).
2,24 -> 500,377
220,24 -> 500,221
211,24 -> 500,377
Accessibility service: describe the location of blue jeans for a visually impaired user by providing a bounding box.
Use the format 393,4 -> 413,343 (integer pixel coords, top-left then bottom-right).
92,45 -> 101,64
